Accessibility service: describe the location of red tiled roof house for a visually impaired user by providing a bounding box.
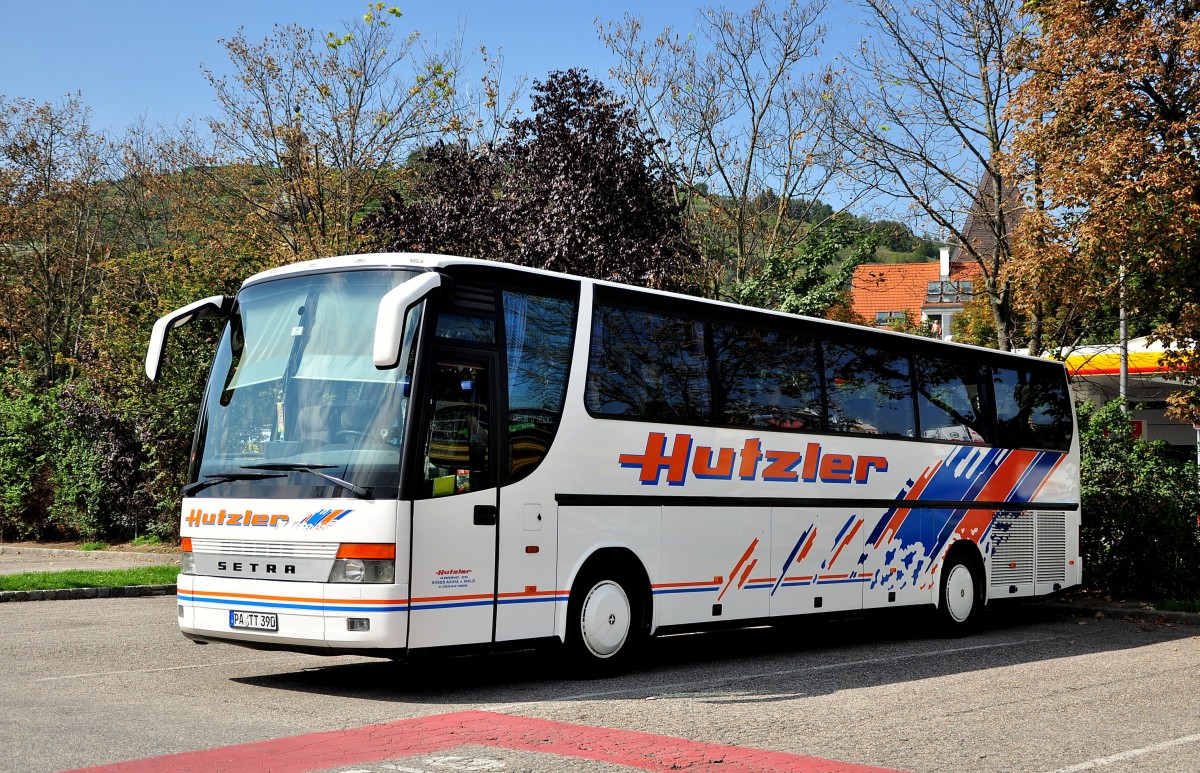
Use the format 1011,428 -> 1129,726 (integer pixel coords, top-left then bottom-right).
850,248 -> 981,340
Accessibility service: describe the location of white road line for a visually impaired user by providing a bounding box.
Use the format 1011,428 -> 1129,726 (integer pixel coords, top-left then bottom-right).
485,636 -> 1060,709
30,655 -> 320,682
1045,733 -> 1200,772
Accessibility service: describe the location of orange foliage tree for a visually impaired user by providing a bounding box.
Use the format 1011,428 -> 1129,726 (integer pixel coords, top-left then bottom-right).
1008,0 -> 1200,418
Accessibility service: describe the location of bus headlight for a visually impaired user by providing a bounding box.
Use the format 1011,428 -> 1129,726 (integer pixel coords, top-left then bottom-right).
329,558 -> 395,583
180,537 -> 194,574
328,544 -> 396,584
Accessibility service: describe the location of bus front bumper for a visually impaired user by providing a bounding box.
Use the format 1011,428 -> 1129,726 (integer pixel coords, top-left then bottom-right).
176,574 -> 409,651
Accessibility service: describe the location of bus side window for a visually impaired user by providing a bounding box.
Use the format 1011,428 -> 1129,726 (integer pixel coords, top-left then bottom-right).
824,342 -> 914,437
711,323 -> 822,430
423,361 -> 491,497
915,356 -> 989,444
504,291 -> 576,480
993,366 -> 1073,451
586,304 -> 710,422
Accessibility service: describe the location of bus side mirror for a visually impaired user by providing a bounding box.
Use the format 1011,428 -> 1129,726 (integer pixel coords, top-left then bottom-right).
145,295 -> 233,381
374,272 -> 443,369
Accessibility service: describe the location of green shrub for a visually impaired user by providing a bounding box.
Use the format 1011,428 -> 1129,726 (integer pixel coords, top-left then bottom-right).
0,370 -> 60,540
49,386 -> 154,541
1079,400 -> 1200,598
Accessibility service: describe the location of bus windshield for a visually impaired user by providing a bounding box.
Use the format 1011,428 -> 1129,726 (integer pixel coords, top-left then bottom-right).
189,269 -> 424,499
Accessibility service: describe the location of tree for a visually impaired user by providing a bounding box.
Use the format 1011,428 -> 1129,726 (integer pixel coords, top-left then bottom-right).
360,69 -> 698,291
731,214 -> 877,317
599,0 -> 850,300
0,93 -> 113,387
1008,0 -> 1200,419
827,0 -> 1030,350
60,117 -> 281,538
202,4 -> 457,260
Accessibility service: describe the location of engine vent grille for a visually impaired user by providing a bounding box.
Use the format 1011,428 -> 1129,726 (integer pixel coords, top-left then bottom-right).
1037,511 -> 1068,583
991,513 -> 1034,586
189,539 -> 338,559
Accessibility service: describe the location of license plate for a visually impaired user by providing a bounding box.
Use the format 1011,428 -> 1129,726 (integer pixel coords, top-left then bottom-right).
229,610 -> 278,631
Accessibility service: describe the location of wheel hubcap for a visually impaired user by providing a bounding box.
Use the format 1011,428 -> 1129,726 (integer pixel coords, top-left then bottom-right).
580,580 -> 631,658
945,564 -> 975,623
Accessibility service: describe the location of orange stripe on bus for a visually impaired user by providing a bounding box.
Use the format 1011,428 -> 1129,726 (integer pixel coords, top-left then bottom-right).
187,590 -> 408,605
652,579 -> 722,589
408,592 -> 494,603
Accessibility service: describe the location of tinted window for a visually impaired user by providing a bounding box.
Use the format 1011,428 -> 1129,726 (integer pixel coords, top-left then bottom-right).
505,291 -> 576,478
586,305 -> 710,422
711,323 -> 822,430
191,270 -> 421,499
993,366 -> 1073,451
824,342 -> 914,437
421,359 -> 491,498
435,312 -> 495,343
915,356 -> 988,444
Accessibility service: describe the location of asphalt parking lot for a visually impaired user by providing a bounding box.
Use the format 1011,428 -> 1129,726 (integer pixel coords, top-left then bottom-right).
1,589 -> 1197,773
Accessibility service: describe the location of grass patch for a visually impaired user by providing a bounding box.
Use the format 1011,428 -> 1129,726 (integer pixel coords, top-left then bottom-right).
0,565 -> 179,592
1160,599 -> 1200,614
129,534 -> 164,547
77,541 -> 109,552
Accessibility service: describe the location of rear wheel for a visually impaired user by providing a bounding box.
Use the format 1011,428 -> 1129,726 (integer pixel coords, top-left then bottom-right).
565,566 -> 647,675
937,551 -> 983,634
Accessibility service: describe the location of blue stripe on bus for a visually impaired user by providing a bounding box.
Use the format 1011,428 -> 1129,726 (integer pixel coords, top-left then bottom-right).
179,594 -> 409,613
408,600 -> 496,611
181,600 -> 409,613
496,596 -> 570,605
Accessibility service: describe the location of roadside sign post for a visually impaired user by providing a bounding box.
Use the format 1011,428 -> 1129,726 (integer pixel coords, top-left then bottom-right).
1195,423 -> 1200,526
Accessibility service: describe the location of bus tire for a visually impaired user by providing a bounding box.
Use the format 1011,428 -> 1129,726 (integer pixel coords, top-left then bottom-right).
565,564 -> 647,676
937,549 -> 983,635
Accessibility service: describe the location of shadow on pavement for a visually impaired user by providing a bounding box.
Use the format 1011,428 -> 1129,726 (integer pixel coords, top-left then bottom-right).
230,603 -> 1196,706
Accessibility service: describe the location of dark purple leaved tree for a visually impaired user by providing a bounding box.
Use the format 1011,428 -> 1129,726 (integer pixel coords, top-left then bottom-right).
360,69 -> 697,292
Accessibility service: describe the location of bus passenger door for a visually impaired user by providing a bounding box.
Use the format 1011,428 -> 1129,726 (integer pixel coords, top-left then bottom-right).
408,354 -> 498,650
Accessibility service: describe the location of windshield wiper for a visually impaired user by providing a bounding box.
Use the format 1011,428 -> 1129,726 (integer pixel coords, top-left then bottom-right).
241,463 -> 371,499
182,471 -> 287,496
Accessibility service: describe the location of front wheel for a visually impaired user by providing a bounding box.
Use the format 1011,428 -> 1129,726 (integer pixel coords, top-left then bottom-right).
565,567 -> 646,676
937,552 -> 983,634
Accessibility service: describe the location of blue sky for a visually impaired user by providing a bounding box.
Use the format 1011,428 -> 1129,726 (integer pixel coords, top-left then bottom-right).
0,1 -> 837,134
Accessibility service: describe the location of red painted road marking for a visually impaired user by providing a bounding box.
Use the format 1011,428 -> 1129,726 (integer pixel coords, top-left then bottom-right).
68,710 -> 902,773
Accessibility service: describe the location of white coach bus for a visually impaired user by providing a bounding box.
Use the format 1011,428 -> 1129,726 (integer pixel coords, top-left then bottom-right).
146,253 -> 1080,670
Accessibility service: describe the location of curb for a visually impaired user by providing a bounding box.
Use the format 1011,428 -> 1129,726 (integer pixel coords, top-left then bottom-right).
0,545 -> 180,564
0,584 -> 177,603
1035,602 -> 1200,627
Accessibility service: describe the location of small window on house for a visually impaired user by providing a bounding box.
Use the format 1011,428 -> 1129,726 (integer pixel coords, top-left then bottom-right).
926,281 -> 974,304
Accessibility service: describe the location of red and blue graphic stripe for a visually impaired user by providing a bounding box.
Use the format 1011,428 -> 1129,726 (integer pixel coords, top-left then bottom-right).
298,508 -> 352,529
652,578 -> 723,595
865,446 -> 1066,579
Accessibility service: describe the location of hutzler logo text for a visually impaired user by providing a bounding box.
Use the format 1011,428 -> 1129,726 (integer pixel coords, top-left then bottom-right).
185,508 -> 290,528
619,432 -> 889,486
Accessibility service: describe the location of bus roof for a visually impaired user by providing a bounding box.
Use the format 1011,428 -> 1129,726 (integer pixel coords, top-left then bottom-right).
242,252 -> 1063,369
